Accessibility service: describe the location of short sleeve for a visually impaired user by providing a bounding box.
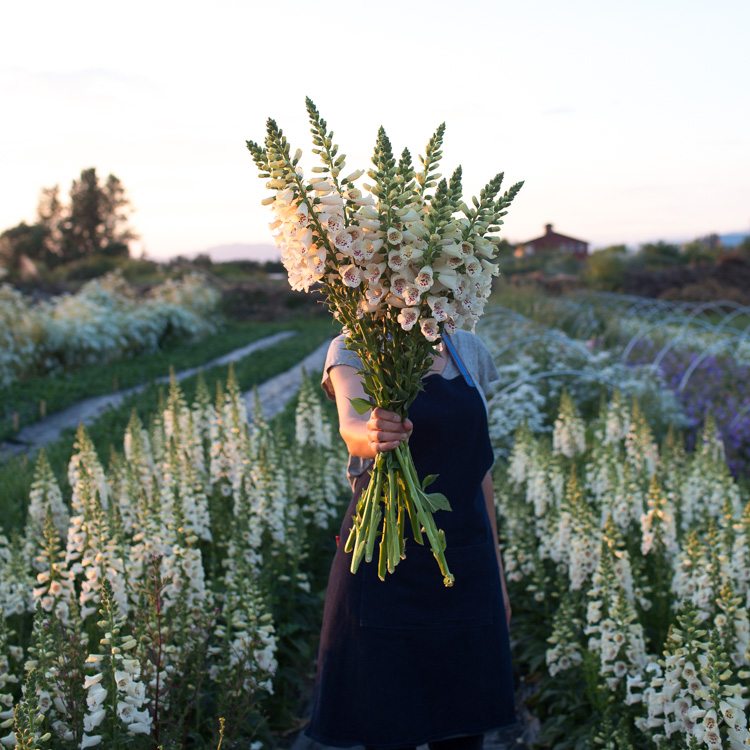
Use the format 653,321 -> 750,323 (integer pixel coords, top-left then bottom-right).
321,334 -> 363,401
474,335 -> 499,395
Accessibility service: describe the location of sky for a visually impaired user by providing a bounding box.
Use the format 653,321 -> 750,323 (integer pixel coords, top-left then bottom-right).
1,0 -> 749,260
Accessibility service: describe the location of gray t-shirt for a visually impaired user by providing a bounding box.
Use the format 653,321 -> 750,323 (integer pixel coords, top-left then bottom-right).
320,329 -> 500,488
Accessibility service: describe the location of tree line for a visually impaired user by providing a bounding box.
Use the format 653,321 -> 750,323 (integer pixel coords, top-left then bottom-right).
0,168 -> 136,279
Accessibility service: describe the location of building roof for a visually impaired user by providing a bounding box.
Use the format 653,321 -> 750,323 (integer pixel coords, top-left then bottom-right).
522,223 -> 588,247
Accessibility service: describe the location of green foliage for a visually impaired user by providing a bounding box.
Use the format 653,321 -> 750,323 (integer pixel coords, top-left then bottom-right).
583,245 -> 629,290
635,240 -> 684,269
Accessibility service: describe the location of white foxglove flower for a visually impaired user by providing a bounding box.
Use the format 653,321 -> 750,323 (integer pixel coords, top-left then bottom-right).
420,318 -> 440,342
390,274 -> 411,298
397,307 -> 420,331
364,262 -> 386,283
387,251 -> 405,272
414,266 -> 434,292
403,285 -> 422,307
339,265 -> 362,288
439,243 -> 463,259
436,269 -> 459,290
386,227 -> 403,245
341,168 -> 364,182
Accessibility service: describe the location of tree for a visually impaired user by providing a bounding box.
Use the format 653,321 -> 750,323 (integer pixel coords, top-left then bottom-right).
683,234 -> 720,265
35,185 -> 65,266
583,245 -> 629,290
636,240 -> 683,269
0,222 -> 48,278
60,168 -> 136,261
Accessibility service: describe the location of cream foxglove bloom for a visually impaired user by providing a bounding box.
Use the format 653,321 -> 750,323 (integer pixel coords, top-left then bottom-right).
385,292 -> 407,308
390,274 -> 411,298
397,307 -> 420,331
480,258 -> 500,277
351,242 -> 367,264
437,269 -> 460,290
365,283 -> 386,306
341,168 -> 364,182
311,181 -> 334,193
439,243 -> 463,259
464,256 -> 483,278
387,227 -> 403,245
414,266 -> 434,292
434,255 -> 463,271
322,212 -> 345,234
403,284 -> 422,307
364,262 -> 386,283
396,207 -> 420,222
420,317 -> 440,342
339,265 -> 362,288
426,295 -> 453,322
318,194 -> 344,207
358,205 -> 379,220
387,251 -> 405,272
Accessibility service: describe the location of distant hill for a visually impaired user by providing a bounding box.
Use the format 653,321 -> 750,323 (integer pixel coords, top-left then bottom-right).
720,232 -> 749,248
187,243 -> 280,262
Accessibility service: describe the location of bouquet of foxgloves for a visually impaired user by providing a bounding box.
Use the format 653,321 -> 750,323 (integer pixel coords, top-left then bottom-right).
246,99 -> 522,586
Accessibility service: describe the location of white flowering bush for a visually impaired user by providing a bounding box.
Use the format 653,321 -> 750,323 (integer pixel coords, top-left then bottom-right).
0,368 -> 348,748
0,271 -> 220,387
496,395 -> 749,748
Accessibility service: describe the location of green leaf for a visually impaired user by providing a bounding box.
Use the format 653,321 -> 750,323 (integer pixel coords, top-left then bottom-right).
421,473 -> 439,490
349,397 -> 373,415
423,492 -> 452,512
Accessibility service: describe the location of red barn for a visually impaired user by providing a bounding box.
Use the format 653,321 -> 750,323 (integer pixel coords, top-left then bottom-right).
515,224 -> 589,259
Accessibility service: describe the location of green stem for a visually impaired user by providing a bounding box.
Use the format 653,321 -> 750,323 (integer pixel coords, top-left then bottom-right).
394,443 -> 454,586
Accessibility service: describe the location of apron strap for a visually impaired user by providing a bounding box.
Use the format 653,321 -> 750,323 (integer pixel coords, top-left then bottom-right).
442,333 -> 476,388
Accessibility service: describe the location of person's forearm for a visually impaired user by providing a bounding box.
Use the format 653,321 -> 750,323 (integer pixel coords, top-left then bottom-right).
482,471 -> 509,584
339,416 -> 377,459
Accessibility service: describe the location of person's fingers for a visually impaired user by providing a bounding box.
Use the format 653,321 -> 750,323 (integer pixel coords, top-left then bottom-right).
368,435 -> 401,452
403,417 -> 413,432
377,440 -> 401,452
371,407 -> 403,424
368,428 -> 405,444
370,417 -> 410,433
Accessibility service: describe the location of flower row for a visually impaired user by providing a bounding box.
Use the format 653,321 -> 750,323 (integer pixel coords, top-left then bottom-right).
0,271 -> 220,388
494,392 -> 749,748
0,370 -> 348,748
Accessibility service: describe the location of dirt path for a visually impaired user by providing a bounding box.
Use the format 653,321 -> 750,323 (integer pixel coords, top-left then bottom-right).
0,331 -> 296,461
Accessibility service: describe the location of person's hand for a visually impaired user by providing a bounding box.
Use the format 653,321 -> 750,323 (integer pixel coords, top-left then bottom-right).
503,588 -> 512,630
366,407 -> 413,453
497,549 -> 512,629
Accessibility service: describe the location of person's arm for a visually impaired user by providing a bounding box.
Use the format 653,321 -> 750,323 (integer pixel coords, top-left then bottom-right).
482,470 -> 512,628
328,364 -> 412,458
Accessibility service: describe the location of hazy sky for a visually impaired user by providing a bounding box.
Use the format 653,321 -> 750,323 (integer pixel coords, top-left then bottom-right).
1,0 -> 748,259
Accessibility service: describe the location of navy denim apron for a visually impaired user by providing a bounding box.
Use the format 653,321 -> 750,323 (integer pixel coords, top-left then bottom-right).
305,337 -> 516,748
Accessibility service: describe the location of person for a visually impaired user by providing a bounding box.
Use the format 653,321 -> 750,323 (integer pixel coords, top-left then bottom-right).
304,328 -> 516,750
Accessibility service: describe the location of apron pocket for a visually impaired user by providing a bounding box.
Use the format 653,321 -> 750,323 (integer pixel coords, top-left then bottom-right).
359,540 -> 498,629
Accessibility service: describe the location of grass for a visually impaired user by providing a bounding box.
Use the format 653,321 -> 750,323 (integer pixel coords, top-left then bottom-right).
0,317 -> 338,528
0,318 -> 320,443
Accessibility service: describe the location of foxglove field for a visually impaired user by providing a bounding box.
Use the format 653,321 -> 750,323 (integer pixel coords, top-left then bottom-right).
493,392 -> 749,749
490,291 -> 750,477
0,370 -> 347,748
0,272 -> 220,388
476,306 -> 688,455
